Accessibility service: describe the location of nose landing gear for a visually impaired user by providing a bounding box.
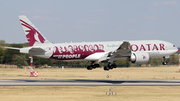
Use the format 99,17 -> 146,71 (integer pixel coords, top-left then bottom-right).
162,56 -> 167,65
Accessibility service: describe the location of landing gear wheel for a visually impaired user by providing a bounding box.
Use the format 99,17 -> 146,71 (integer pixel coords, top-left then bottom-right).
108,63 -> 113,69
92,65 -> 96,69
87,66 -> 92,70
162,62 -> 166,65
104,66 -> 109,71
87,61 -> 98,70
112,63 -> 117,68
162,56 -> 167,65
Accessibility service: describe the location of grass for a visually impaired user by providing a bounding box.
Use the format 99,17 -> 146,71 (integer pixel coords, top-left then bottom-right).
1,86 -> 180,101
0,66 -> 180,101
0,65 -> 179,80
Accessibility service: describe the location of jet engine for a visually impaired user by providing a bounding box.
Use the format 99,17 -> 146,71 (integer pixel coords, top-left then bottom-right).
130,52 -> 149,64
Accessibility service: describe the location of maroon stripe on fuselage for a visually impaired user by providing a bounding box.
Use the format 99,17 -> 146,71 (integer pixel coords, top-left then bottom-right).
50,44 -> 105,60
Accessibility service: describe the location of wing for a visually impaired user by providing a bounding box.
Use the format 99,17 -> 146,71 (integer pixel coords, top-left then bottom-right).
113,41 -> 131,56
99,41 -> 131,63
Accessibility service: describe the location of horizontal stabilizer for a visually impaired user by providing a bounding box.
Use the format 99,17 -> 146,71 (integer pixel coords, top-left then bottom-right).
5,46 -> 46,54
5,47 -> 21,50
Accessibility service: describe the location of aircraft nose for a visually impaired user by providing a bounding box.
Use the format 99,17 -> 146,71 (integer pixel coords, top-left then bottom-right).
177,47 -> 180,52
173,46 -> 178,53
171,43 -> 178,53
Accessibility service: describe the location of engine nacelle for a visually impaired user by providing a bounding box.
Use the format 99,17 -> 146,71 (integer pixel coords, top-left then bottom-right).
130,52 -> 149,64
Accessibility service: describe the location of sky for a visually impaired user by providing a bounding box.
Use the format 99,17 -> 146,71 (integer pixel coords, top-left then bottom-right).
0,0 -> 180,46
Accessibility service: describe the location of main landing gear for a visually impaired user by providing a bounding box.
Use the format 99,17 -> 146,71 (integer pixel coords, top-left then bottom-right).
87,61 -> 117,71
87,61 -> 100,70
104,63 -> 117,71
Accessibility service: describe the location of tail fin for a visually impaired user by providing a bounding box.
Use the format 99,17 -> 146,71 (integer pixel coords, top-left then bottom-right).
19,15 -> 51,46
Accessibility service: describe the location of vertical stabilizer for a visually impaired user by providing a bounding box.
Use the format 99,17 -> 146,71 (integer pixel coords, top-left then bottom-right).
19,15 -> 51,46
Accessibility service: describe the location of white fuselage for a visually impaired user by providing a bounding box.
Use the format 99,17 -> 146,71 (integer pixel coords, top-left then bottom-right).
21,40 -> 177,62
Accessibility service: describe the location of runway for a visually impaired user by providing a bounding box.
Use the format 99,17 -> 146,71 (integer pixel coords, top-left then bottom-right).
1,79 -> 180,86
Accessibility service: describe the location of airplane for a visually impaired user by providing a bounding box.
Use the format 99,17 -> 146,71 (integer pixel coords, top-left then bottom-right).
6,15 -> 178,70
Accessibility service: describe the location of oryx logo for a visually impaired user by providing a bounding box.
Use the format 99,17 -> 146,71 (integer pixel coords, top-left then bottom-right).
20,19 -> 45,46
142,55 -> 146,59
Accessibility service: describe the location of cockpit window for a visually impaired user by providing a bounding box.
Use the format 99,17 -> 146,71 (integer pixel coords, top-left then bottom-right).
173,45 -> 176,47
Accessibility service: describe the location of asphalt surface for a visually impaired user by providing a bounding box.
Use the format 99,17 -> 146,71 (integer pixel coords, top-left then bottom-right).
1,79 -> 180,86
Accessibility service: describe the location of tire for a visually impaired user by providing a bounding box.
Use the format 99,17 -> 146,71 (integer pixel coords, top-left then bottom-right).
162,62 -> 167,65
104,66 -> 109,71
108,63 -> 113,69
87,66 -> 92,70
92,65 -> 96,69
89,66 -> 92,70
87,66 -> 90,70
112,63 -> 117,68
